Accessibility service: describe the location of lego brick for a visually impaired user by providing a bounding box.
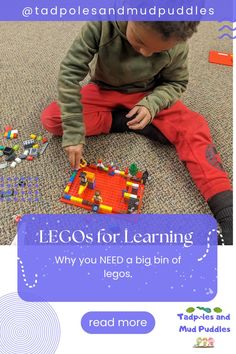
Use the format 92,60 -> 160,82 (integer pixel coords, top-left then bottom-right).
0,162 -> 8,169
4,125 -> 13,132
5,153 -> 16,162
88,182 -> 95,190
64,185 -> 70,193
29,148 -> 39,157
3,147 -> 14,156
15,157 -> 22,164
40,142 -> 49,155
18,154 -> 28,159
37,136 -> 42,141
33,144 -> 39,149
82,199 -> 93,206
0,189 -> 14,198
10,161 -> 17,168
19,180 -> 26,187
99,204 -> 112,213
23,149 -> 29,156
0,146 -> 5,150
209,50 -> 233,66
26,156 -> 34,161
42,137 -> 48,144
70,196 -> 83,203
30,134 -> 37,140
13,144 -> 20,151
23,139 -> 35,148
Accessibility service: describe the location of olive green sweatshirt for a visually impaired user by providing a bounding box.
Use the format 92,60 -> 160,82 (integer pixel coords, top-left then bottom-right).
58,21 -> 189,147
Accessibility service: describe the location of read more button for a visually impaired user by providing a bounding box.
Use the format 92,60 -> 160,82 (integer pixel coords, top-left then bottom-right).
81,311 -> 155,334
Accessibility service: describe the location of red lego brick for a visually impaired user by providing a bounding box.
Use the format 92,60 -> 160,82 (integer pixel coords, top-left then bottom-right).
209,50 -> 233,66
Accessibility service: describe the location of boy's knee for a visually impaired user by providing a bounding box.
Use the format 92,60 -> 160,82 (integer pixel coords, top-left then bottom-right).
41,102 -> 63,136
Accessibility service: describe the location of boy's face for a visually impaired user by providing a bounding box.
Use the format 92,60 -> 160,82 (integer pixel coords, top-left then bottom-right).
126,22 -> 179,57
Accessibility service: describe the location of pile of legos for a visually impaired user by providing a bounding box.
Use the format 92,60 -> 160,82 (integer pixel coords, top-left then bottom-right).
0,128 -> 49,170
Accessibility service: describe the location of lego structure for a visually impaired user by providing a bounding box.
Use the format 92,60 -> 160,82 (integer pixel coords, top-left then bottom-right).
60,160 -> 149,214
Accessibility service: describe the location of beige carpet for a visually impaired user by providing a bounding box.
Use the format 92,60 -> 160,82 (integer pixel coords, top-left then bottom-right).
0,22 -> 233,244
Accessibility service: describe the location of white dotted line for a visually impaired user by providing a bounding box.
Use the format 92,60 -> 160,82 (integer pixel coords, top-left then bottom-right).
198,229 -> 224,262
17,257 -> 38,288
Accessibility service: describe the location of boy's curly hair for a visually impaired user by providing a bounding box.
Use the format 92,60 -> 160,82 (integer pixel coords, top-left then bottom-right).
141,21 -> 200,41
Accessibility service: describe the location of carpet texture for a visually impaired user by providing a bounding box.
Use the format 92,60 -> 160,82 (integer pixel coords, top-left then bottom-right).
0,21 -> 233,244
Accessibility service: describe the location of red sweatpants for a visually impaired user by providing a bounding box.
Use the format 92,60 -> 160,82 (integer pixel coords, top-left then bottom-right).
41,83 -> 232,201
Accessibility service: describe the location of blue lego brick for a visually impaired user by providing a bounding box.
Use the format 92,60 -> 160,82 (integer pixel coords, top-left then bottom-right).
69,174 -> 76,182
88,181 -> 96,190
63,194 -> 71,200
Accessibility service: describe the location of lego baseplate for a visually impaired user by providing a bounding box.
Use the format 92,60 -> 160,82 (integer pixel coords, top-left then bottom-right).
60,161 -> 148,214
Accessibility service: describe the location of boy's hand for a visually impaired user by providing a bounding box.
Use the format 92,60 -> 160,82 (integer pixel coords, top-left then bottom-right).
126,106 -> 152,130
64,144 -> 84,170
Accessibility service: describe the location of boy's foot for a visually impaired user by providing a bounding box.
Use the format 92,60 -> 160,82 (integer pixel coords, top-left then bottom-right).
111,109 -> 170,144
208,190 -> 233,245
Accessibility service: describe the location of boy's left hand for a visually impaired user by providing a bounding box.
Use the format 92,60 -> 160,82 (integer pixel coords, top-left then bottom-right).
126,106 -> 152,130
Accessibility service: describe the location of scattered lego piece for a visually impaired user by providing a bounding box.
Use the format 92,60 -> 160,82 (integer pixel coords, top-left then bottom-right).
0,189 -> 14,198
30,134 -> 37,140
19,179 -> 26,187
23,149 -> 29,156
42,137 -> 48,144
0,146 -> 5,150
5,153 -> 16,162
3,147 -> 14,156
0,161 -> 8,169
23,139 -> 35,149
33,144 -> 39,149
26,156 -> 34,161
209,50 -> 233,66
29,148 -> 39,157
10,161 -> 17,168
4,125 -> 13,132
40,142 -> 49,155
18,153 -> 27,159
12,214 -> 22,223
15,157 -> 22,164
4,129 -> 18,139
80,158 -> 87,168
36,136 -> 42,141
13,144 -> 20,151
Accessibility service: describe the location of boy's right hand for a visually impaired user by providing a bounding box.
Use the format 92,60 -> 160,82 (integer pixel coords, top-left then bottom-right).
64,144 -> 84,170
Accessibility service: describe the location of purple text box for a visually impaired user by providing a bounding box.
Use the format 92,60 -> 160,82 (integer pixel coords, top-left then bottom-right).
0,1 -> 235,21
18,214 -> 217,302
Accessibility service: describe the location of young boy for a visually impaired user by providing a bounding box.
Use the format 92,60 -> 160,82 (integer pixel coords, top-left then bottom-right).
41,21 -> 233,245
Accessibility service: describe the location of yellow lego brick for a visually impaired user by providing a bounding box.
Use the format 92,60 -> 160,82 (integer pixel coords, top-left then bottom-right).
78,183 -> 87,195
64,185 -> 70,193
126,181 -> 139,188
33,144 -> 39,148
100,204 -> 112,212
84,171 -> 95,180
71,196 -> 83,203
30,134 -> 37,140
124,192 -> 138,199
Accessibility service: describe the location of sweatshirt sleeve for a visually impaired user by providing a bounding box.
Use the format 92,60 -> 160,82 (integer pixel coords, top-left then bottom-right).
137,43 -> 189,119
58,22 -> 101,147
